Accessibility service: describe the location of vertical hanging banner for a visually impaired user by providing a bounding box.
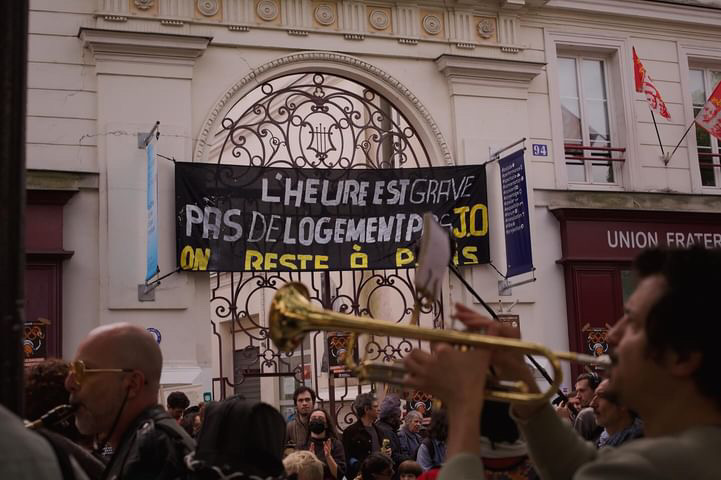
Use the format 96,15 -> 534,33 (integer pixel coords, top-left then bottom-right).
499,150 -> 533,277
145,138 -> 159,282
175,163 -> 489,272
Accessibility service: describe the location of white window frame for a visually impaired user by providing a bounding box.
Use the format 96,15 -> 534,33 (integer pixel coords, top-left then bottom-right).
681,43 -> 721,194
557,54 -> 620,185
689,68 -> 721,188
546,31 -> 636,191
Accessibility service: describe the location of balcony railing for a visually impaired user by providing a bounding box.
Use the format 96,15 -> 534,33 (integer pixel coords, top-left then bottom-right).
698,151 -> 721,169
564,144 -> 626,163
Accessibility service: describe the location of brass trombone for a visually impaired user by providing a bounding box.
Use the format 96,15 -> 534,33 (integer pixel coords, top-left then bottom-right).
269,282 -> 610,405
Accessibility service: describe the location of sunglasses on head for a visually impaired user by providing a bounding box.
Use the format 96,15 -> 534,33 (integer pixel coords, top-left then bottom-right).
68,360 -> 134,386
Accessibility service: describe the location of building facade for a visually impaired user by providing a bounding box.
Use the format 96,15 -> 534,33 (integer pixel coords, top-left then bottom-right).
25,0 -> 721,418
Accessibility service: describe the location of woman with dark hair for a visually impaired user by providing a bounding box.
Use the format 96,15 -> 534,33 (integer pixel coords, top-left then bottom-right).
301,408 -> 346,480
180,411 -> 202,438
416,408 -> 447,472
187,397 -> 287,479
361,452 -> 394,480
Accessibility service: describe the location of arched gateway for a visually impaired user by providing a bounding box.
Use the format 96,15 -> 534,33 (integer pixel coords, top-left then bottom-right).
194,52 -> 451,427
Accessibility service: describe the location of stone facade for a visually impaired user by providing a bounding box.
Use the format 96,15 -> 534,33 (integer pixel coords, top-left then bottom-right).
26,0 -> 721,406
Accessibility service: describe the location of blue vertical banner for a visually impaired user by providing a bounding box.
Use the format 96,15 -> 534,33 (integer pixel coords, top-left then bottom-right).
145,139 -> 159,282
499,149 -> 533,277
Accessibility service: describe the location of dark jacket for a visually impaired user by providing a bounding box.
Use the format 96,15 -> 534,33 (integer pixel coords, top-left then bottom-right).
397,427 -> 422,461
286,416 -> 309,449
103,405 -> 195,480
375,420 -> 405,467
342,420 -> 385,478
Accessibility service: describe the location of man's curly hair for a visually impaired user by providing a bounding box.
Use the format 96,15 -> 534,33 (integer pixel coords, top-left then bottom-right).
25,359 -> 82,441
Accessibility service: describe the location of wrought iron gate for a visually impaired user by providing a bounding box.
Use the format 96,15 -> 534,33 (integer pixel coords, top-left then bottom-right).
207,72 -> 443,429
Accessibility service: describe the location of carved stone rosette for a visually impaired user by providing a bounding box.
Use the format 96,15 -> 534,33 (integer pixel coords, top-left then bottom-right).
314,4 -> 335,26
477,18 -> 496,39
198,0 -> 220,16
134,0 -> 154,10
422,14 -> 441,35
369,9 -> 389,30
257,0 -> 279,21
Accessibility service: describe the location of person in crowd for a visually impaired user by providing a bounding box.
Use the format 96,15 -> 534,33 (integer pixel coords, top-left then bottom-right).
287,386 -> 317,449
0,403 -> 66,479
65,322 -> 195,479
398,460 -> 422,480
166,391 -> 190,422
184,405 -> 200,417
479,400 -> 536,480
375,394 -> 405,468
403,247 -> 721,480
343,392 -> 384,479
302,407 -> 346,480
284,451 -> 324,480
556,373 -> 602,442
416,408 -> 447,472
398,411 -> 423,460
187,396 -> 286,480
181,411 -> 202,439
360,452 -> 394,480
25,359 -> 106,480
591,379 -> 643,448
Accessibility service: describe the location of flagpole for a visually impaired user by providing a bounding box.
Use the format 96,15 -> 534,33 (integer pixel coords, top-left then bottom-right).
670,119 -> 696,159
650,108 -> 665,155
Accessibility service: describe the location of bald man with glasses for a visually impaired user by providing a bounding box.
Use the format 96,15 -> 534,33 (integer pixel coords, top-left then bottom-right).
65,323 -> 195,480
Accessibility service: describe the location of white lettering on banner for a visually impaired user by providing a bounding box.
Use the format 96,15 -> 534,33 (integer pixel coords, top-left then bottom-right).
259,176 -> 476,208
607,230 -> 721,249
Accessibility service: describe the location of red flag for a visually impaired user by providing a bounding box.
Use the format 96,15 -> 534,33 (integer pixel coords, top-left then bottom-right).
695,79 -> 721,140
632,48 -> 671,120
632,48 -> 645,93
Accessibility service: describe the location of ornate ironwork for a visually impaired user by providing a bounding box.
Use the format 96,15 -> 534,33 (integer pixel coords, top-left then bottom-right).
208,72 -> 441,430
217,73 -> 428,170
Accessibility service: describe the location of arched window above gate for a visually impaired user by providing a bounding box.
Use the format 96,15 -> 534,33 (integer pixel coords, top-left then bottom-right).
206,72 -> 431,169
194,51 -> 451,167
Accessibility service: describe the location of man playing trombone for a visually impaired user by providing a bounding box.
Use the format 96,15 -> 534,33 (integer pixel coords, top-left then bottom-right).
403,247 -> 721,479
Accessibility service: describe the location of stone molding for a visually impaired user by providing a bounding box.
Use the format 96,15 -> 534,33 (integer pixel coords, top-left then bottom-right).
79,28 -> 211,60
194,51 -> 452,165
94,0 -> 529,53
436,54 -> 544,97
545,0 -> 721,28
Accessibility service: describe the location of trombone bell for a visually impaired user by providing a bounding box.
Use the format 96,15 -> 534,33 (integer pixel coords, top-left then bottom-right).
269,282 -> 313,352
268,282 -> 608,405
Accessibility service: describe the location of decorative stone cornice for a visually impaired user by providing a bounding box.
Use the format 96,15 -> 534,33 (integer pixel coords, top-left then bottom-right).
436,54 -> 544,97
79,28 -> 211,59
544,0 -> 721,28
93,0 -> 531,53
436,54 -> 544,83
194,51 -> 452,165
79,28 -> 212,78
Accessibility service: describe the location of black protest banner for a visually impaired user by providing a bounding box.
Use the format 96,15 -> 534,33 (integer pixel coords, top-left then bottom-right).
175,163 -> 489,272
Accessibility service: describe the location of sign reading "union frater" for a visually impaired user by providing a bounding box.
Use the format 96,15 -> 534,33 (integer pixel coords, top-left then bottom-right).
175,163 -> 489,272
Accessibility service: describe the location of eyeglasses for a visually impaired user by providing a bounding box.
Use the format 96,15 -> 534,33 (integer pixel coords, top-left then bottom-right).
68,360 -> 134,387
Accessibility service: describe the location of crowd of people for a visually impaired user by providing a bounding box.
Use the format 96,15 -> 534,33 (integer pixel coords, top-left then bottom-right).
2,247 -> 720,479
